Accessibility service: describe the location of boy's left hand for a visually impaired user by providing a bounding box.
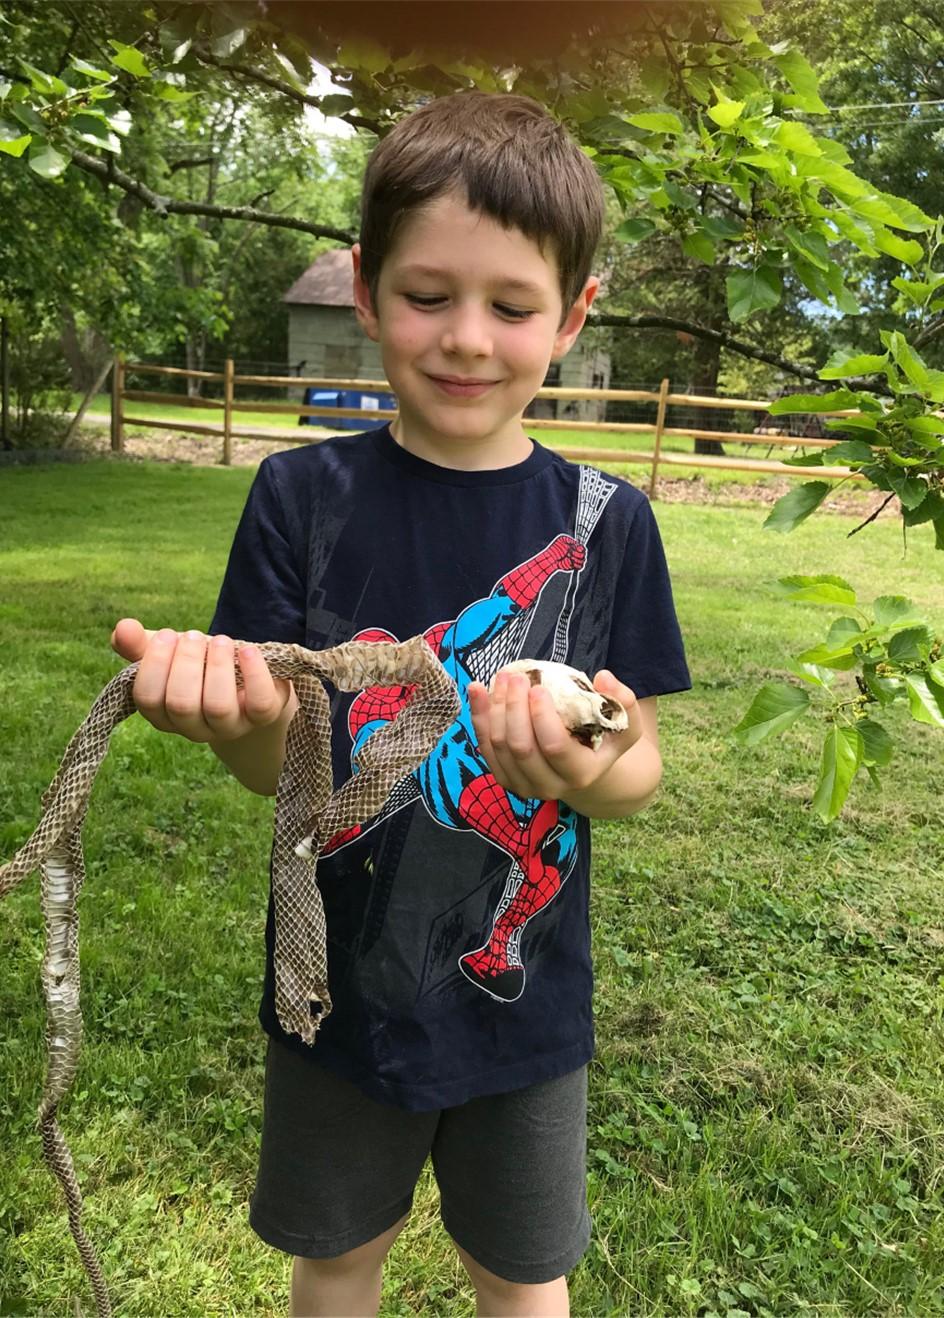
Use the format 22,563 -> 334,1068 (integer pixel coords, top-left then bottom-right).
467,669 -> 644,801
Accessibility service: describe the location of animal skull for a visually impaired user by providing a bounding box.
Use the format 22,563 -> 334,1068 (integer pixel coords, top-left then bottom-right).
491,660 -> 629,750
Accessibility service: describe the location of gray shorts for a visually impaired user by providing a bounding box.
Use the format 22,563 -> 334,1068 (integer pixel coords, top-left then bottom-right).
250,1037 -> 592,1285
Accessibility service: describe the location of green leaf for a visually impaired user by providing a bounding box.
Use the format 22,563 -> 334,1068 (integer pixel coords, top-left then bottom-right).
763,481 -> 831,533
797,641 -> 858,670
627,111 -> 684,135
616,217 -> 656,244
27,138 -> 68,178
882,331 -> 930,390
105,109 -> 132,137
873,229 -> 925,266
701,214 -> 744,241
823,440 -> 876,464
888,627 -> 933,663
863,667 -> 904,706
768,390 -> 871,415
819,351 -> 888,379
873,596 -> 920,627
733,681 -> 811,746
338,38 -> 389,74
904,414 -> 944,437
858,718 -> 893,768
16,58 -> 67,96
108,41 -> 150,79
68,114 -> 121,153
707,100 -> 745,128
726,264 -> 782,321
772,50 -> 829,114
682,230 -> 716,264
824,414 -> 884,435
782,450 -> 825,467
153,84 -> 197,103
812,726 -> 863,822
903,490 -> 944,526
210,27 -> 248,58
774,575 -> 857,607
852,191 -> 933,234
319,94 -> 355,116
786,659 -> 833,687
775,120 -> 823,156
70,57 -> 112,83
0,128 -> 30,157
825,616 -> 863,646
904,674 -> 944,726
784,224 -> 830,270
884,467 -> 930,510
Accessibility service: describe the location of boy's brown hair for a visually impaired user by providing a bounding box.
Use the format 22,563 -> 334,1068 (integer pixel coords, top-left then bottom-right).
358,91 -> 605,317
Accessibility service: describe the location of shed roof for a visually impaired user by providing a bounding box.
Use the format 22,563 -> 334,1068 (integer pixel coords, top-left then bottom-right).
282,248 -> 354,307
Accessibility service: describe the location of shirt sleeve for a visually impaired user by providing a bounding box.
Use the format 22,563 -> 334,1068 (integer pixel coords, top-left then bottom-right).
605,495 -> 691,700
208,456 -> 307,644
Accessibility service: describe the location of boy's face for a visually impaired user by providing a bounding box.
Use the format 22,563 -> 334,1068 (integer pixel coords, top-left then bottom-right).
352,191 -> 598,467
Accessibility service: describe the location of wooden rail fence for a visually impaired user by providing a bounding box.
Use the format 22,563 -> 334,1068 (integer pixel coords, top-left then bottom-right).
111,357 -> 866,495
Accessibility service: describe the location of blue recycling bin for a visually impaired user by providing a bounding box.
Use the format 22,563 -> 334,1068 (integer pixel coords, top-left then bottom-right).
299,387 -> 396,430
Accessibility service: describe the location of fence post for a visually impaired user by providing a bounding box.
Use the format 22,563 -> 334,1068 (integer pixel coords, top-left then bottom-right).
222,357 -> 234,465
110,355 -> 124,453
649,377 -> 670,499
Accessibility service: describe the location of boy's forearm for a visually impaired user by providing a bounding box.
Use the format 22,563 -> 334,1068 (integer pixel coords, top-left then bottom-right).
209,689 -> 299,796
560,736 -> 663,820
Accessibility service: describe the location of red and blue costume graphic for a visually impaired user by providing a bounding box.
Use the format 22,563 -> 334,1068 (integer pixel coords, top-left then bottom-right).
323,534 -> 587,1003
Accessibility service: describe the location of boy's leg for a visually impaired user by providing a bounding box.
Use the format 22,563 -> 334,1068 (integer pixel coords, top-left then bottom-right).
290,1211 -> 410,1318
432,1066 -> 590,1316
454,1244 -> 569,1317
251,1040 -> 437,1316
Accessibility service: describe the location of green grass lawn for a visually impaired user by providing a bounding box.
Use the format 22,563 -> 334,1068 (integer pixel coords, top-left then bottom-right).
73,391 -> 825,490
1,460 -> 942,1316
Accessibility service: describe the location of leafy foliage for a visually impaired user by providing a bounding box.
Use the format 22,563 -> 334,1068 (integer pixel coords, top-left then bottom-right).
735,577 -> 943,821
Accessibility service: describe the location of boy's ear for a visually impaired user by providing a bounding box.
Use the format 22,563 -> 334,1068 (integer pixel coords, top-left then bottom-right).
551,276 -> 600,360
351,243 -> 380,341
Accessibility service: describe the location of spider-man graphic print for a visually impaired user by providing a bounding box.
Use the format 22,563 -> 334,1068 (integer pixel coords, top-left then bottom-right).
322,534 -> 587,1004
209,427 -> 690,1108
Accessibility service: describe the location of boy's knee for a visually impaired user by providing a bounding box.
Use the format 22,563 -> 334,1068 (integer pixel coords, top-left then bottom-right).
294,1209 -> 411,1275
456,1244 -> 569,1316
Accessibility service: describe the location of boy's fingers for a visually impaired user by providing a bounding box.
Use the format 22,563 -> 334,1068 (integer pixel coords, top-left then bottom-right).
130,627 -> 182,733
237,644 -> 288,727
161,630 -> 214,739
201,634 -> 244,737
110,617 -> 157,661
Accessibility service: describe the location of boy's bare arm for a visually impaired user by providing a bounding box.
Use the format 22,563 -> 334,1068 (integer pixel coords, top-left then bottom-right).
468,672 -> 663,820
110,620 -> 297,797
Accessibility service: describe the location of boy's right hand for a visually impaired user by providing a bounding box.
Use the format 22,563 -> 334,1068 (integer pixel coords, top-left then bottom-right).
110,618 -> 295,744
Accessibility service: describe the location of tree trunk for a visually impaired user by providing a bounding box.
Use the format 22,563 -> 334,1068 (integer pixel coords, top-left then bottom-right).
691,331 -> 724,456
1,316 -> 10,450
61,355 -> 113,448
687,267 -> 725,456
59,307 -> 110,392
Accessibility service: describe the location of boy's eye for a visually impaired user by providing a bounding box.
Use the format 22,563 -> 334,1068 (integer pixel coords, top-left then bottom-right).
494,303 -> 534,320
404,293 -> 534,321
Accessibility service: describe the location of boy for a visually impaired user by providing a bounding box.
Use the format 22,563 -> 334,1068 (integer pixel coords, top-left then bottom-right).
112,91 -> 689,1317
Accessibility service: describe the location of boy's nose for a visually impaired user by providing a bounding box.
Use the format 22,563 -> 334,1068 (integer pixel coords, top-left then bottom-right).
440,306 -> 493,359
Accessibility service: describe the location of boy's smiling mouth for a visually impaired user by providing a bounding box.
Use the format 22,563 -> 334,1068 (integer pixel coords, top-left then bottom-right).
427,373 -> 501,397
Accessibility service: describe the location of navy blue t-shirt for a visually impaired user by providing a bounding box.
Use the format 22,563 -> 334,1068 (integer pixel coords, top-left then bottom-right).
210,425 -> 690,1110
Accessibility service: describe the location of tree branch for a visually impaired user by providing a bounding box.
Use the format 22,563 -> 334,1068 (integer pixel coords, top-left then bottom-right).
193,46 -> 384,136
70,150 -> 356,241
167,155 -> 215,174
585,311 -> 823,381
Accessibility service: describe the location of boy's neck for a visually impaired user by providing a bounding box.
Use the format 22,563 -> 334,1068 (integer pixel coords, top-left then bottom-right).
389,415 -> 534,472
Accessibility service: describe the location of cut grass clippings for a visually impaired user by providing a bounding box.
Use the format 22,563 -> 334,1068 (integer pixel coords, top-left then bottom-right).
1,460 -> 943,1316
